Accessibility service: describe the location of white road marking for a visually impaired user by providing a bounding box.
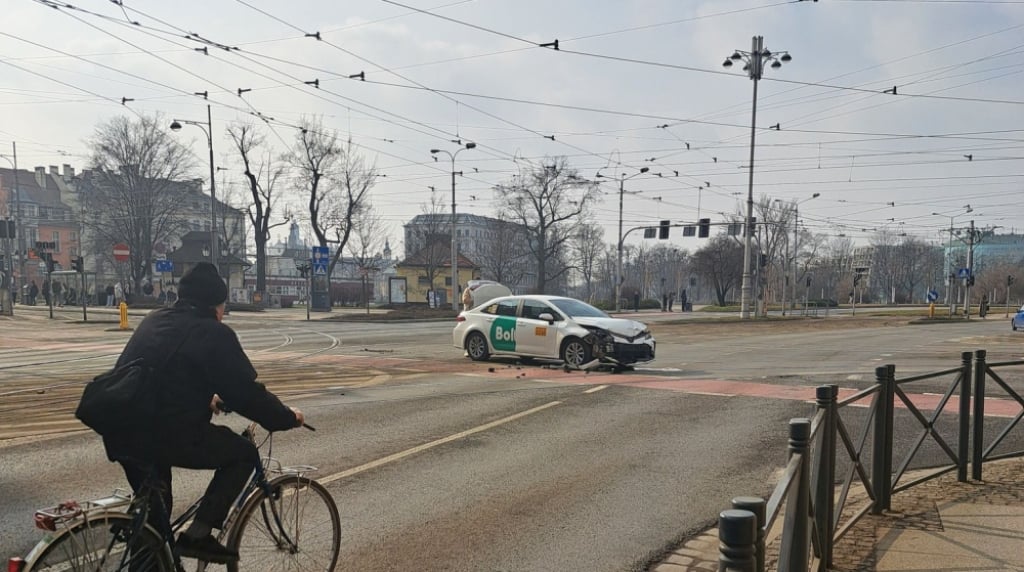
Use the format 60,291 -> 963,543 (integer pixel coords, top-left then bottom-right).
847,375 -> 863,380
635,367 -> 684,372
583,385 -> 608,394
319,401 -> 563,485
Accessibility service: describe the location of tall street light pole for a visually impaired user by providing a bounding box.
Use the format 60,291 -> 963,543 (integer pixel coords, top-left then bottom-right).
0,144 -> 22,315
597,167 -> 649,313
430,142 -> 476,311
932,205 -> 972,307
723,36 -> 791,319
170,105 -> 219,276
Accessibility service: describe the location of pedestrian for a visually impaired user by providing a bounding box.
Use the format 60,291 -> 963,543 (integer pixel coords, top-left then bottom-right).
661,293 -> 668,312
29,281 -> 39,306
461,284 -> 474,311
668,292 -> 675,312
101,262 -> 305,564
114,282 -> 124,306
980,295 -> 989,318
633,290 -> 640,313
53,281 -> 63,307
105,284 -> 115,307
42,279 -> 52,307
680,288 -> 688,312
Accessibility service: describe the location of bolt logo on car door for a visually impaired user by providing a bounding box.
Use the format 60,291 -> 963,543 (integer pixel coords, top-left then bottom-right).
490,316 -> 517,351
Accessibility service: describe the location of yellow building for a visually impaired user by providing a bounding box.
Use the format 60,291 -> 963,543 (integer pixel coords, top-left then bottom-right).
393,245 -> 478,305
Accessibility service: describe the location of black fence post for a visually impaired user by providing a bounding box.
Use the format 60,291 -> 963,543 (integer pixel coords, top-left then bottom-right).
957,351 -> 973,482
732,497 -> 766,572
814,385 -> 837,569
871,366 -> 891,514
778,418 -> 811,572
972,349 -> 987,480
719,509 -> 757,572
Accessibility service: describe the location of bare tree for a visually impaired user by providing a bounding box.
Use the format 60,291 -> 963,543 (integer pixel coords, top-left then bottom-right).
495,157 -> 599,293
409,190 -> 452,300
572,222 -> 605,303
347,206 -> 388,313
475,212 -> 528,289
82,114 -> 193,293
692,235 -> 744,306
227,122 -> 288,299
288,117 -> 376,300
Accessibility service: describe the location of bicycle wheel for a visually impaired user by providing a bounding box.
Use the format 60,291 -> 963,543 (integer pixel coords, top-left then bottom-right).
227,475 -> 340,572
27,512 -> 172,572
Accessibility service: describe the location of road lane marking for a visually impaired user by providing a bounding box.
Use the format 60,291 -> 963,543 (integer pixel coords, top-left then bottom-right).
319,400 -> 563,485
583,385 -> 608,394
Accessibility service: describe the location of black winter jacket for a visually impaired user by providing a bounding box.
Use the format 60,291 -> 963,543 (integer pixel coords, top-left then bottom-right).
103,302 -> 296,461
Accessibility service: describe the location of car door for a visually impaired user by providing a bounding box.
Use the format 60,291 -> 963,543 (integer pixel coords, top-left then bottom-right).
516,299 -> 561,357
484,298 -> 521,355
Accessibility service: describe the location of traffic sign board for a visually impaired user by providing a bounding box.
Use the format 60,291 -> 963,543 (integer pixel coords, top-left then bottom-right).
957,268 -> 971,279
312,246 -> 329,276
926,290 -> 939,302
113,243 -> 130,262
155,259 -> 173,273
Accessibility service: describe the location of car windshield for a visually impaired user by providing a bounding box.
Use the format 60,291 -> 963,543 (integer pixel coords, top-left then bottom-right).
550,298 -> 609,318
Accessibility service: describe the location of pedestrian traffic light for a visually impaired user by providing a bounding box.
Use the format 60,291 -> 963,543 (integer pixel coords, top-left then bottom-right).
698,218 -> 711,238
658,220 -> 670,240
72,256 -> 84,273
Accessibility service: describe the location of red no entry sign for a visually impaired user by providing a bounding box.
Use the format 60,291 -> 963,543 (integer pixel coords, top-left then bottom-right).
113,243 -> 130,262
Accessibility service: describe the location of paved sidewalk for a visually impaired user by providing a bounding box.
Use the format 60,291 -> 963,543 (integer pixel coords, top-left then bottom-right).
653,456 -> 1024,571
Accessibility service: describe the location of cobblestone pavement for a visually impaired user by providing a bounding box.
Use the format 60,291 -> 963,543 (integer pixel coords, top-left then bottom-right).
652,456 -> 1024,571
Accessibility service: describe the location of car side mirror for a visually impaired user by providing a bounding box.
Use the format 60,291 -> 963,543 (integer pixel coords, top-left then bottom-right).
538,312 -> 555,324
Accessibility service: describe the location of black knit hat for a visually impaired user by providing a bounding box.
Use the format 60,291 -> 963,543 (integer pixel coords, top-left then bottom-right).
178,262 -> 227,308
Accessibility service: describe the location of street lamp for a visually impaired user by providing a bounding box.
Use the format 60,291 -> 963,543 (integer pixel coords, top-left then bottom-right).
932,204 -> 972,306
430,142 -> 476,311
776,193 -> 820,316
596,167 -> 649,313
0,145 -> 22,316
170,104 -> 219,277
723,36 -> 792,319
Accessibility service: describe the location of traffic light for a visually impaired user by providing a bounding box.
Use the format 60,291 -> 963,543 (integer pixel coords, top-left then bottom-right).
758,252 -> 767,268
41,252 -> 55,273
71,256 -> 84,273
698,218 -> 711,238
1009,275 -> 1015,286
658,220 -> 670,240
968,275 -> 975,287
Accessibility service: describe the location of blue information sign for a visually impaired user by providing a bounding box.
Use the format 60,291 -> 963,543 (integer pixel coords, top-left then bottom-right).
957,268 -> 971,279
155,259 -> 173,273
312,246 -> 329,276
926,289 -> 938,302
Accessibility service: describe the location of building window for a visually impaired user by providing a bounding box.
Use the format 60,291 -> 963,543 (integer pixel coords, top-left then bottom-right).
25,205 -> 36,218
52,231 -> 61,253
418,276 -> 431,286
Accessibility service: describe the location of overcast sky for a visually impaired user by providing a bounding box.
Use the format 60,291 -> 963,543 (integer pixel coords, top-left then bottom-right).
2,0 -> 1022,255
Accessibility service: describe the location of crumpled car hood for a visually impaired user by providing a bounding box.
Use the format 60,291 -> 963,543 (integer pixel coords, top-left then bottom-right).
572,317 -> 650,340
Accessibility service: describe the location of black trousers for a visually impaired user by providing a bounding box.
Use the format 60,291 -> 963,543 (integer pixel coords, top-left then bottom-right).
121,424 -> 260,531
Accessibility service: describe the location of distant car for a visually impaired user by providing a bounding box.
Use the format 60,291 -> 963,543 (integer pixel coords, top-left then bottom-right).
1012,305 -> 1024,331
453,295 -> 655,367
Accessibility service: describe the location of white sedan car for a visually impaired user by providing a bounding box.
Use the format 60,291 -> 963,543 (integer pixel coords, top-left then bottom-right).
453,295 -> 655,367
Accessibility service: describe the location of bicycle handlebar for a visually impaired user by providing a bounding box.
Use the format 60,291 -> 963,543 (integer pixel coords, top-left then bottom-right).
216,402 -> 314,431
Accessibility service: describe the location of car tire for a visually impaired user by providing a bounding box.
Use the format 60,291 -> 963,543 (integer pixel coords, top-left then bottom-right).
465,331 -> 490,361
560,337 -> 592,368
1014,322 -> 1018,331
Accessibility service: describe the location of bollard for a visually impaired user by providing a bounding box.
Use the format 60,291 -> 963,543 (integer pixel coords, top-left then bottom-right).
972,349 -> 987,480
929,302 -> 935,318
719,509 -> 757,572
814,385 -> 838,568
957,351 -> 972,482
118,301 -> 128,330
778,419 -> 811,572
731,497 -> 765,572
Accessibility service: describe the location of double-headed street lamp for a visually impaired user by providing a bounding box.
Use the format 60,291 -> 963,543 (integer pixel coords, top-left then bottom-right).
723,36 -> 792,319
430,142 -> 476,311
170,104 -> 219,275
932,204 -> 973,306
596,167 -> 649,312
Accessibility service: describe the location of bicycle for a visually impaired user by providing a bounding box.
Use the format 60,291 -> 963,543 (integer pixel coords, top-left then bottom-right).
12,421 -> 341,572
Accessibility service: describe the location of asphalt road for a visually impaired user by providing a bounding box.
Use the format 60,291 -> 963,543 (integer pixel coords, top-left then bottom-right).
2,308 -> 1022,570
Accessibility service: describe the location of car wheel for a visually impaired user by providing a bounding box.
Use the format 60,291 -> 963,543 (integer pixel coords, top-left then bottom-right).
1014,322 -> 1019,331
465,332 -> 490,361
560,337 -> 592,367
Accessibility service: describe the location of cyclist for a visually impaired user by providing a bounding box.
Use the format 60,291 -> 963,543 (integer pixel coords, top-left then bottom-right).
102,262 -> 304,564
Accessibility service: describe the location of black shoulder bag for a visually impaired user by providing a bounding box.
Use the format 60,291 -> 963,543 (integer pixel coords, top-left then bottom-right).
75,335 -> 190,436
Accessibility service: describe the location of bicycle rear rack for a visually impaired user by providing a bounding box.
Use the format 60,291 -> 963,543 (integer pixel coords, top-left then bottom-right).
33,490 -> 132,531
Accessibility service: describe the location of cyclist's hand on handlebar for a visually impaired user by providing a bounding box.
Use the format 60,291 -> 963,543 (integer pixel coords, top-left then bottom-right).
290,406 -> 305,428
